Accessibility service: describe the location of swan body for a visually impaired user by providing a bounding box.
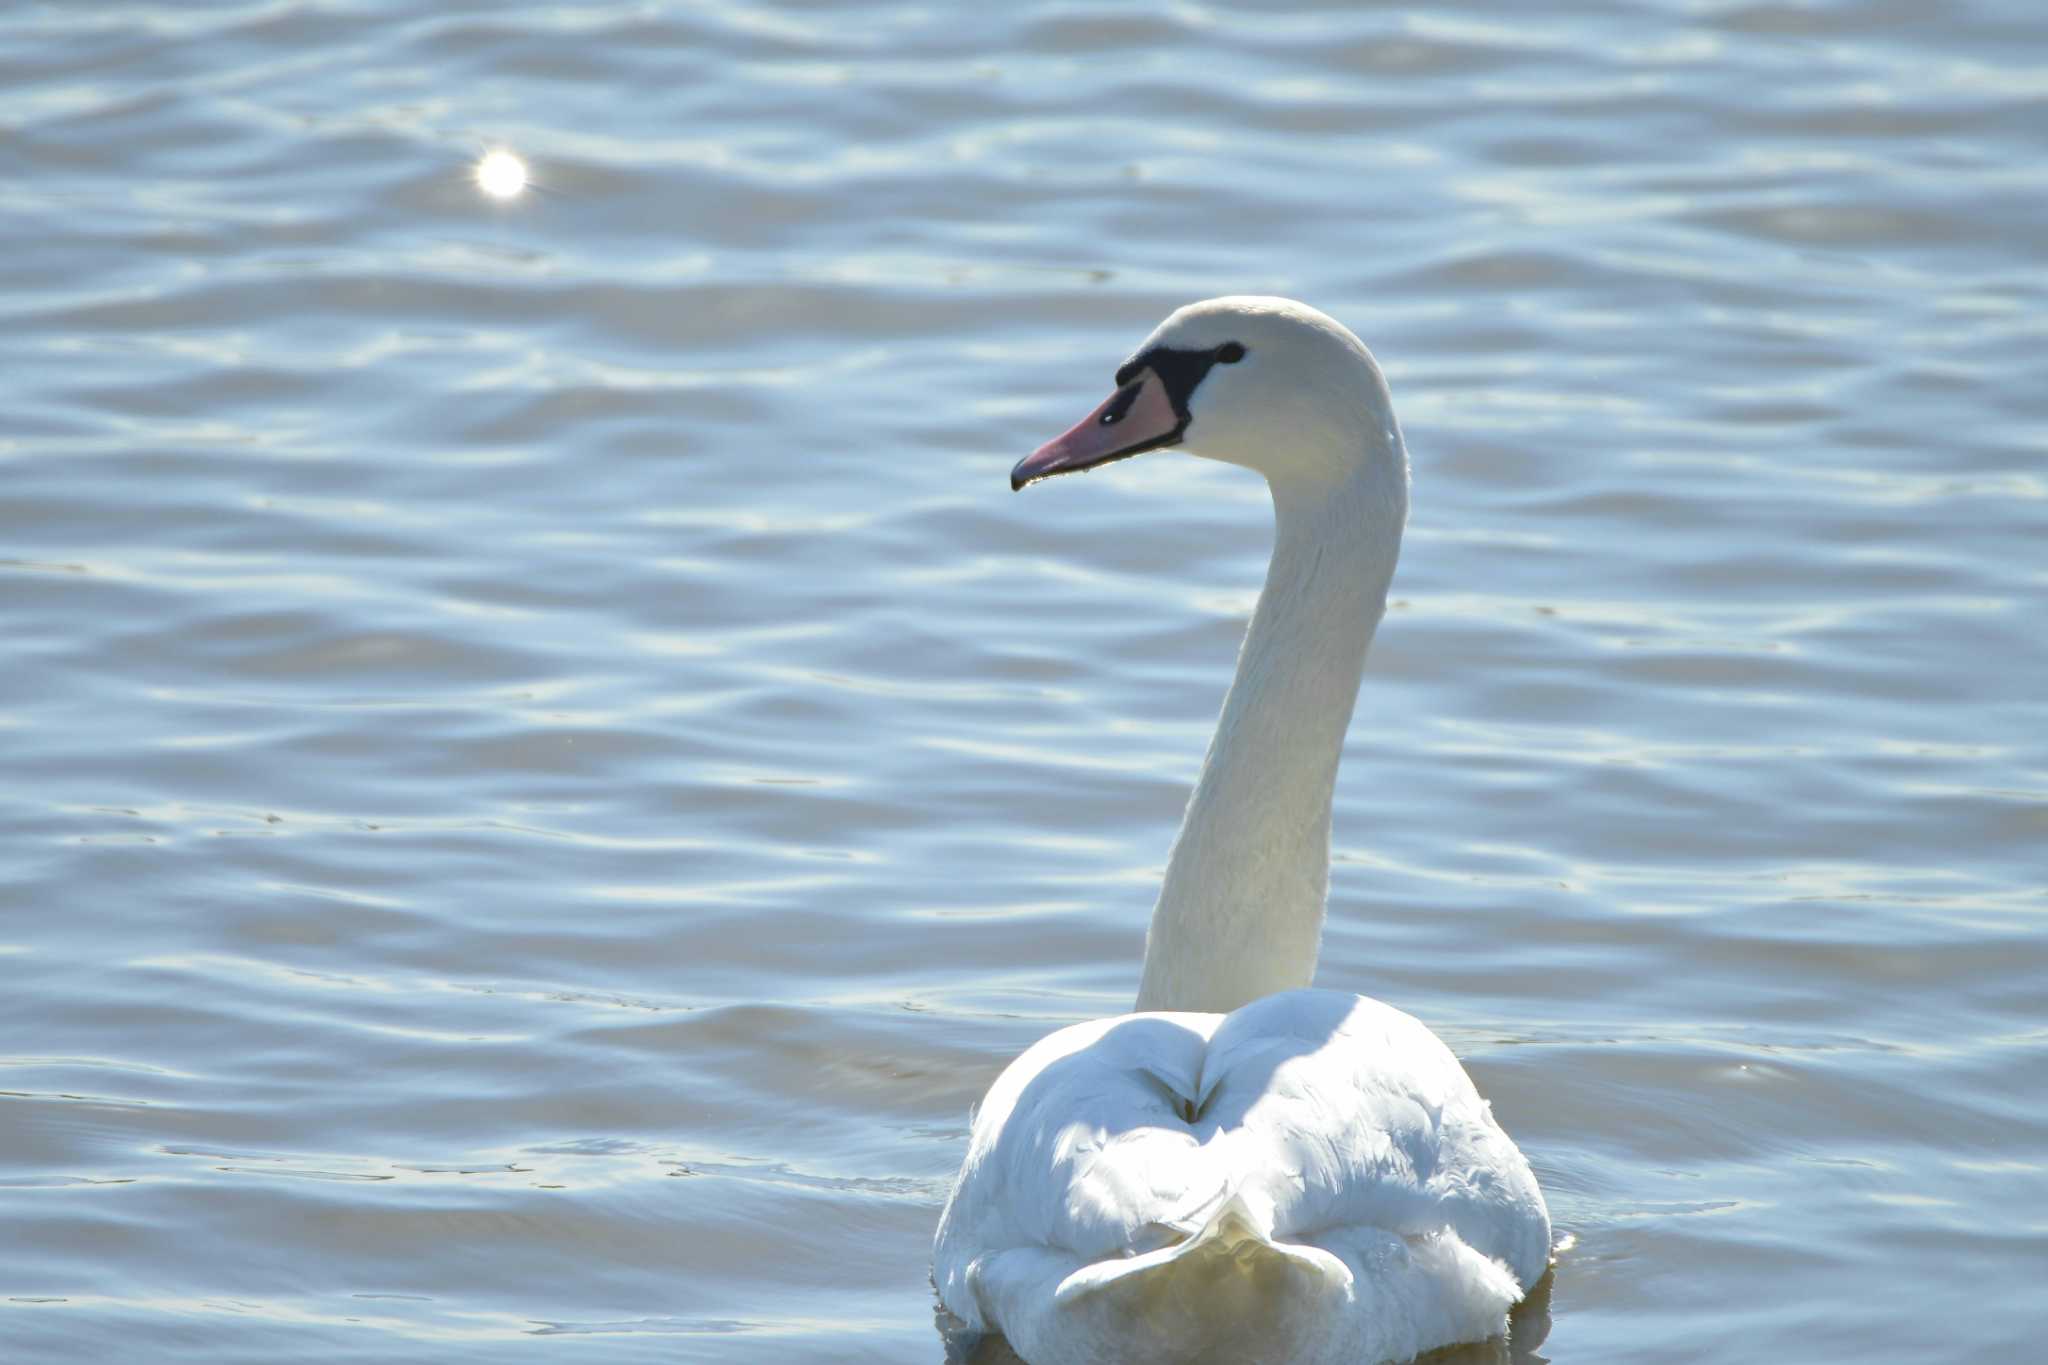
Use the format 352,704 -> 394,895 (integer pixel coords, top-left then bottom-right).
936,991 -> 1549,1365
935,298 -> 1549,1364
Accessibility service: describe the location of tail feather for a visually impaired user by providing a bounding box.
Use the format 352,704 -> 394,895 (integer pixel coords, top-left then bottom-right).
967,1198 -> 1524,1365
1041,1194 -> 1351,1364
1058,1192 -> 1349,1300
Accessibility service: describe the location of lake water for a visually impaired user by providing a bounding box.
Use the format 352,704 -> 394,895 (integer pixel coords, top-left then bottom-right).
4,3 -> 2045,1361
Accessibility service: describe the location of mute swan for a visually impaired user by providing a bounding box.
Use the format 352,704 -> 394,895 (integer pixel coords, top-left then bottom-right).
934,298 -> 1551,1365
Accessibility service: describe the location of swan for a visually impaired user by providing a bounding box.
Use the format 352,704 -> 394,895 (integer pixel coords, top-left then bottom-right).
933,297 -> 1551,1365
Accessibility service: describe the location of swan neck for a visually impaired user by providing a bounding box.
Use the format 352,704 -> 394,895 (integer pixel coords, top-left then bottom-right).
1134,462 -> 1403,1015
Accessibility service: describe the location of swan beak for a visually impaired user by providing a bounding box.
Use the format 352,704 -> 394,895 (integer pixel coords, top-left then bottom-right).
1010,369 -> 1185,491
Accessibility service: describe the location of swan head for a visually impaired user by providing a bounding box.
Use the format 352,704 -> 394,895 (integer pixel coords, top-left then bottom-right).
1011,296 -> 1406,494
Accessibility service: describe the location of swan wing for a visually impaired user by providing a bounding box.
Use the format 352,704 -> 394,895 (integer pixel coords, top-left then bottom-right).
934,989 -> 1549,1365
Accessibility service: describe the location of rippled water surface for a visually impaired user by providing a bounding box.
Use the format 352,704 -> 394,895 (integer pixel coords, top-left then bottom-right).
5,3 -> 2046,1361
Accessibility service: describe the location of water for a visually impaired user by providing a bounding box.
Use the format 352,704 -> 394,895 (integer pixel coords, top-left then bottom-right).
4,3 -> 2045,1361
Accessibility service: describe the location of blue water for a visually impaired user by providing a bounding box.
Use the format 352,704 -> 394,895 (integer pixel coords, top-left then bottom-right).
3,3 -> 2044,1361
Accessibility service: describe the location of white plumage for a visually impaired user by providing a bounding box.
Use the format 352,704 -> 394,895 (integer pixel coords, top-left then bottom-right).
935,298 -> 1550,1365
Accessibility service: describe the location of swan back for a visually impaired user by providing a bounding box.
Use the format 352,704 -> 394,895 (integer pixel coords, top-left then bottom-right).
933,990 -> 1549,1365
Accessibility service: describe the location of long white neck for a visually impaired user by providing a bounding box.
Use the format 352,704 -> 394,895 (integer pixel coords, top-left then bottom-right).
1134,454 -> 1406,1015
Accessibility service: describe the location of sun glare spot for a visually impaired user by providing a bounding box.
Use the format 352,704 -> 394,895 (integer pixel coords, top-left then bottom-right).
474,149 -> 529,200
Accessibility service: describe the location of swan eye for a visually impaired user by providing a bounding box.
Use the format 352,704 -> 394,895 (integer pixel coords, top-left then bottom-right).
1215,342 -> 1246,364
1097,382 -> 1141,426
